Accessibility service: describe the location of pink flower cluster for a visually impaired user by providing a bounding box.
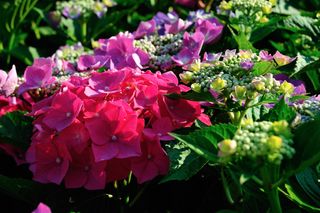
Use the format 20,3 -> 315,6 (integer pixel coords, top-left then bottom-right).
26,67 -> 209,189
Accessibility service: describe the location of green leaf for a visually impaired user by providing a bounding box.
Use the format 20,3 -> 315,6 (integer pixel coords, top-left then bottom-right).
306,69 -> 320,91
263,98 -> 296,122
160,142 -> 208,183
273,0 -> 300,15
289,119 -> 320,176
252,61 -> 276,76
0,175 -> 56,206
291,53 -> 317,77
0,111 -> 33,151
296,168 -> 320,206
170,124 -> 237,162
283,15 -> 320,37
284,181 -> 320,211
250,17 -> 284,43
166,91 -> 216,102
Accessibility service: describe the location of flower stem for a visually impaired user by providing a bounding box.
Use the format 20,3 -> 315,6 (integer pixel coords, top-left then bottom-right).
261,165 -> 282,213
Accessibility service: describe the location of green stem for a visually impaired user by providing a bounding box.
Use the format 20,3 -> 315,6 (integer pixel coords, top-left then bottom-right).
261,165 -> 282,213
81,21 -> 87,43
128,183 -> 149,208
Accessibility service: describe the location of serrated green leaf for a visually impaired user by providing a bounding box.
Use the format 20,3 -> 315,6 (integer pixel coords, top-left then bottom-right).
169,124 -> 237,162
0,111 -> 33,151
160,142 -> 208,183
263,98 -> 296,122
283,15 -> 320,37
291,53 -> 316,77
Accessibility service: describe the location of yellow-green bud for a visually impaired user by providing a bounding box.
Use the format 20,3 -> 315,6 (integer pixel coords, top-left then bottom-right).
210,78 -> 226,91
219,1 -> 233,11
260,16 -> 269,23
180,72 -> 193,84
92,40 -> 100,48
218,139 -> 237,156
279,81 -> 294,95
241,118 -> 254,127
262,5 -> 272,14
252,80 -> 266,91
189,59 -> 201,72
103,0 -> 116,7
272,120 -> 291,137
191,83 -> 202,93
269,0 -> 277,6
234,85 -> 247,99
247,90 -> 259,99
267,135 -> 282,150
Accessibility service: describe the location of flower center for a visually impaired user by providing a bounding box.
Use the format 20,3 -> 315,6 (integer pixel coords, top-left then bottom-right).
111,135 -> 117,141
56,157 -> 62,164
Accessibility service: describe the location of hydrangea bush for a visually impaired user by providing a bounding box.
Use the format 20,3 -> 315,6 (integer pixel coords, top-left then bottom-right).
0,0 -> 320,212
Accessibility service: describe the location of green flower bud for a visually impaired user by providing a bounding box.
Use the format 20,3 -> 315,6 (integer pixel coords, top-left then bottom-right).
210,78 -> 226,91
218,139 -> 237,156
279,81 -> 294,95
262,5 -> 272,14
252,80 -> 265,91
267,135 -> 282,150
234,85 -> 247,99
191,83 -> 202,93
179,72 -> 194,84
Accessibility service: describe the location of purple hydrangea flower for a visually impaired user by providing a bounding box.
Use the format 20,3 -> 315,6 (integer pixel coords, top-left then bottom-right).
18,58 -> 56,95
240,60 -> 254,70
172,32 -> 205,66
195,18 -> 223,44
62,5 -> 82,19
77,55 -> 109,71
94,33 -> 149,69
203,52 -> 222,62
133,19 -> 156,39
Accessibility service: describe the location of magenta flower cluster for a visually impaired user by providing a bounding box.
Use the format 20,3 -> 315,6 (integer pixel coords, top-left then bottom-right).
23,65 -> 209,189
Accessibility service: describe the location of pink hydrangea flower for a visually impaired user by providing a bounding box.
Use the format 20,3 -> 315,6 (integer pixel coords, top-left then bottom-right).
32,203 -> 51,213
273,51 -> 296,66
85,100 -> 143,161
175,0 -> 196,7
42,88 -> 83,131
131,136 -> 169,183
0,65 -> 18,97
26,140 -> 71,184
64,147 -> 107,190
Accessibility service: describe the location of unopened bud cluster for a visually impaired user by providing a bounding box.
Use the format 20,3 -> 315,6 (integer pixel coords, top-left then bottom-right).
134,33 -> 183,70
54,43 -> 86,63
218,120 -> 295,164
293,97 -> 320,123
56,0 -> 116,19
218,0 -> 273,24
181,51 -> 292,101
